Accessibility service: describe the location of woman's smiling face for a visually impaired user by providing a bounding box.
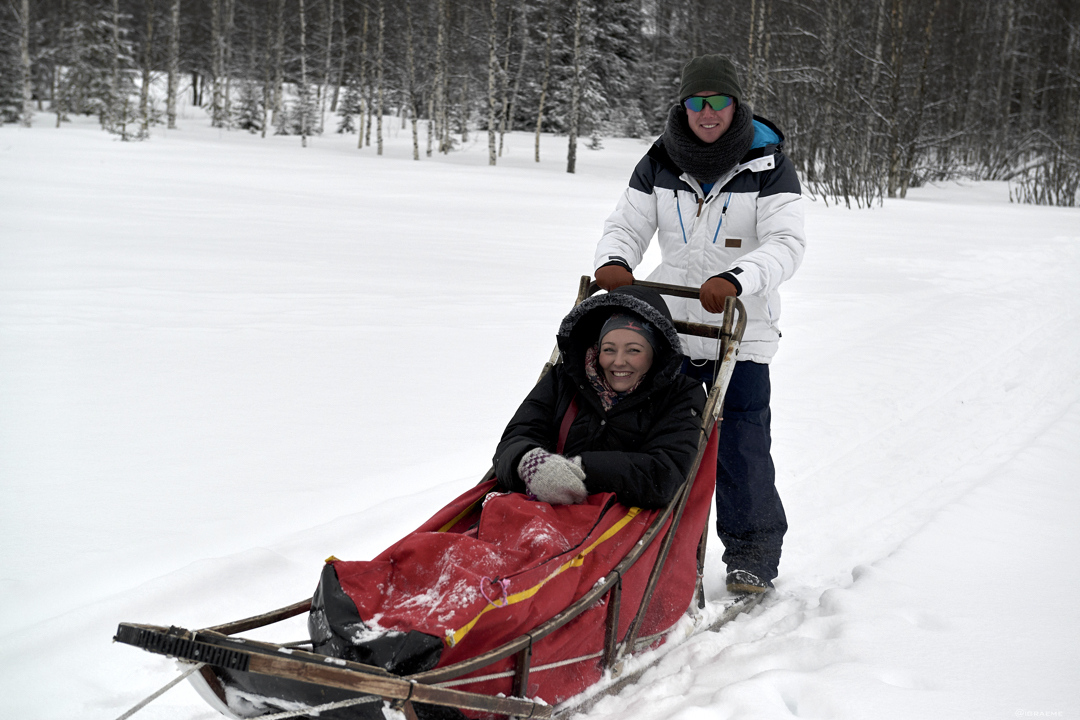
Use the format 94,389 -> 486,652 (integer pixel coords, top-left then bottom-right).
598,328 -> 655,392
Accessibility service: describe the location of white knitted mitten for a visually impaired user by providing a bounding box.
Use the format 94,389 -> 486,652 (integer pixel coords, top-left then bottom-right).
517,448 -> 588,505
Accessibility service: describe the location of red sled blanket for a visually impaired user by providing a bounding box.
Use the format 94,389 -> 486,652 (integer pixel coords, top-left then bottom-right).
307,431 -> 717,708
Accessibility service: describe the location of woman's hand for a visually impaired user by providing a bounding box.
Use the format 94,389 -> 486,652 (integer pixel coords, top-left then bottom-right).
518,448 -> 588,505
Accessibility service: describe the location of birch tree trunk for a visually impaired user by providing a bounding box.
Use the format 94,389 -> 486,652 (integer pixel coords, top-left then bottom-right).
487,0 -> 499,165
459,80 -> 469,142
108,0 -> 121,130
331,0 -> 346,112
427,96 -> 434,157
223,0 -> 234,123
261,13 -> 271,137
358,6 -> 368,148
365,5 -> 374,148
272,0 -> 285,129
534,0 -> 554,162
759,0 -> 773,113
139,0 -> 155,138
435,0 -> 451,153
376,0 -> 385,155
18,0 -> 32,127
566,0 -> 584,174
167,0 -> 179,128
406,2 -> 420,160
499,0 -> 527,157
745,0 -> 758,102
55,64 -> 62,128
320,0 -> 333,134
495,4 -> 513,158
300,0 -> 309,146
745,0 -> 771,110
211,0 -> 222,126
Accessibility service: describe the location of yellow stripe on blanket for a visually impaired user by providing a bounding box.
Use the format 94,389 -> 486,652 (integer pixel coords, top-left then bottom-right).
444,506 -> 642,648
437,499 -> 484,533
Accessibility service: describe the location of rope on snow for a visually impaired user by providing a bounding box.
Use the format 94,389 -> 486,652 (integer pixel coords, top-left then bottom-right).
113,662 -> 206,720
112,660 -> 382,720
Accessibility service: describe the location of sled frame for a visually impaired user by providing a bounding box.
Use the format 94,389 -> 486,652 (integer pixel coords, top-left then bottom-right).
114,277 -> 746,720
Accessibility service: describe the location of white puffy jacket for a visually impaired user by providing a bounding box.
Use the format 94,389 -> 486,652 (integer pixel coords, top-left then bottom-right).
595,117 -> 806,363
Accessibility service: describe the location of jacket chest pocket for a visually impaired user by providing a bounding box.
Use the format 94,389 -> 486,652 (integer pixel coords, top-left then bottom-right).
708,194 -> 758,251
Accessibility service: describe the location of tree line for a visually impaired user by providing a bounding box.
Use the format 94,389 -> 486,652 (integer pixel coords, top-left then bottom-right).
2,0 -> 1077,206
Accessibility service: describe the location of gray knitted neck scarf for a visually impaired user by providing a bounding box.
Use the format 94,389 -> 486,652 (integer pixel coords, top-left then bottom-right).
662,102 -> 754,185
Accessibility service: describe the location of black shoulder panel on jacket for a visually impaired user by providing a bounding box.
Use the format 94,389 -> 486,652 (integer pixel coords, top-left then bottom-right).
759,152 -> 801,198
646,140 -> 685,177
628,153 -> 659,195
629,140 -> 693,195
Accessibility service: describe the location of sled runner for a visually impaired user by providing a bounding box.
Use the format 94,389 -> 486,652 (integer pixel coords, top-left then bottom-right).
114,277 -> 753,720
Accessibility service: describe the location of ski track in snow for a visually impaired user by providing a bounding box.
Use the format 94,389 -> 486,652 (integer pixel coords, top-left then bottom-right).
1,111 -> 1078,719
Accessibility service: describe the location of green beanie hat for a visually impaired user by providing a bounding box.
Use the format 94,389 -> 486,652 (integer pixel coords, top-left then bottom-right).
679,55 -> 743,103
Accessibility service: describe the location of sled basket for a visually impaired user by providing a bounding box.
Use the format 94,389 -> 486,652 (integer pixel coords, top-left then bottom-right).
114,278 -> 748,720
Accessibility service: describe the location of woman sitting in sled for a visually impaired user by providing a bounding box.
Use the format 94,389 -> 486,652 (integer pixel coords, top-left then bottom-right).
308,285 -> 709,691
494,284 -> 705,509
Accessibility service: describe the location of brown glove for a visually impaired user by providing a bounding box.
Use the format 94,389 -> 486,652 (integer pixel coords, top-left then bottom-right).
594,264 -> 634,291
699,276 -> 738,314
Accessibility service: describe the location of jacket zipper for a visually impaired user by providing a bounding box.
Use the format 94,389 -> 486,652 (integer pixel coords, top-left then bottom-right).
711,193 -> 733,244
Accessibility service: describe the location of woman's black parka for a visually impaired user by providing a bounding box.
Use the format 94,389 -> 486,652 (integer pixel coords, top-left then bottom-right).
494,286 -> 707,508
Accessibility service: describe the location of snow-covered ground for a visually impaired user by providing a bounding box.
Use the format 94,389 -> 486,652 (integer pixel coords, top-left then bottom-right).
1,106 -> 1078,720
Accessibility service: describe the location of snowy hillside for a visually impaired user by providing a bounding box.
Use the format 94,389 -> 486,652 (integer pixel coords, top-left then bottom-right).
1,112 -> 1077,720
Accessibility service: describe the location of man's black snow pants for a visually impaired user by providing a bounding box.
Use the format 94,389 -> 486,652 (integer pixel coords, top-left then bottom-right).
681,358 -> 787,582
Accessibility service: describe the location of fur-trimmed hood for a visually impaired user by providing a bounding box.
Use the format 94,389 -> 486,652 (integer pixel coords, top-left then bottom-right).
556,285 -> 684,392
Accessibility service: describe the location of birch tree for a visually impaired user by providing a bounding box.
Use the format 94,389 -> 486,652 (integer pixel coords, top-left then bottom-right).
486,0 -> 499,165
435,0 -> 451,153
166,0 -> 179,128
534,0 -> 553,162
566,0 -> 584,173
376,0 -> 384,155
222,0 -> 234,122
270,0 -> 285,130
358,5 -> 368,148
499,0 -> 528,157
107,0 -> 121,131
299,0 -> 311,146
210,0 -> 223,126
319,0 -> 333,133
18,0 -> 31,127
138,0 -> 154,138
364,5 -> 374,148
331,0 -> 346,112
406,1 -> 420,160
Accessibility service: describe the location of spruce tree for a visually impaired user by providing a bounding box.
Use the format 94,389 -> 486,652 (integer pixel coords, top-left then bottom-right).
235,78 -> 264,132
337,77 -> 362,133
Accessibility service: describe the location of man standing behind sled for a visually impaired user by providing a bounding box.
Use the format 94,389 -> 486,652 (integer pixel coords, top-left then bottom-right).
593,54 -> 806,594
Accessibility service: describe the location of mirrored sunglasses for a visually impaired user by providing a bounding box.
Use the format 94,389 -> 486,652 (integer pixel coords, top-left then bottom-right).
683,95 -> 734,112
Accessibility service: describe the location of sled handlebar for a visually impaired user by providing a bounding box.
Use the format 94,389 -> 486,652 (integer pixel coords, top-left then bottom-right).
630,278 -> 705,300
576,276 -> 745,342
578,276 -> 703,301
